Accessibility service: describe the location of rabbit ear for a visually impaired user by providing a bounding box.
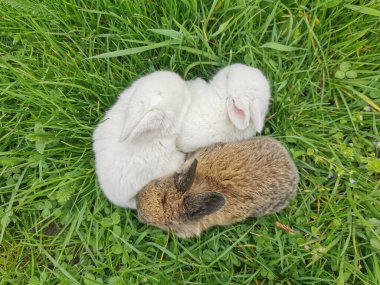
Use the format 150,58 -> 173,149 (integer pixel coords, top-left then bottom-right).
250,100 -> 265,133
183,192 -> 226,221
227,97 -> 250,130
175,159 -> 198,192
119,109 -> 172,142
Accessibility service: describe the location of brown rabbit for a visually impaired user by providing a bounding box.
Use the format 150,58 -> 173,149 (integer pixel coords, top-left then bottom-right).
136,137 -> 299,238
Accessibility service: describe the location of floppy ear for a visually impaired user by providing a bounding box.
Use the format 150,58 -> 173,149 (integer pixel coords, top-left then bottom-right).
119,109 -> 173,142
175,159 -> 198,192
227,97 -> 250,130
250,100 -> 265,133
183,192 -> 226,221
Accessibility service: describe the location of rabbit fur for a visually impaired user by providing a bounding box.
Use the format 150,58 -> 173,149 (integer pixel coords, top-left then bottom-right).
177,63 -> 271,152
136,137 -> 299,238
93,71 -> 191,209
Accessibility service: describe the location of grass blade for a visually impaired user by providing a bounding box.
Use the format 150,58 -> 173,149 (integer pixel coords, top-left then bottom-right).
148,29 -> 182,39
88,39 -> 180,59
260,42 -> 302,51
344,4 -> 380,17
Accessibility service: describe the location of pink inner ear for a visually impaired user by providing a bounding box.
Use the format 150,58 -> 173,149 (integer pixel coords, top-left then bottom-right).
233,99 -> 245,118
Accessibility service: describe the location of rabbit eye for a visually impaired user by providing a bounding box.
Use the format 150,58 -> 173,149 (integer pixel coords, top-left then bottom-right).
161,192 -> 168,206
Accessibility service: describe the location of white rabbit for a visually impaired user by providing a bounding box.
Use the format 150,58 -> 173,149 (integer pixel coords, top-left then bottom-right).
177,63 -> 271,152
93,71 -> 191,209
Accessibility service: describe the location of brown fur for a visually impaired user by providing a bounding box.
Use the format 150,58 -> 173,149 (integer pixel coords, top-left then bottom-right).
136,137 -> 299,238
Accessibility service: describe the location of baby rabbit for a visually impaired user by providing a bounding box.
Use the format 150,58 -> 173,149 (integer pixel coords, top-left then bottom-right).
93,71 -> 191,209
136,137 -> 299,238
177,63 -> 271,152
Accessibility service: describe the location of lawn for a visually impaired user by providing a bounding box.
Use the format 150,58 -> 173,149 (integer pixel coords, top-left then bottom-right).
1,0 -> 379,284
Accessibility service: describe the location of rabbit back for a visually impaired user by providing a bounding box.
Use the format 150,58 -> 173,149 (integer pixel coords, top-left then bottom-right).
193,137 -> 298,220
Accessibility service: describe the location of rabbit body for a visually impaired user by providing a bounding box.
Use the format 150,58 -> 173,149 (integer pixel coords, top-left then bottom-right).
136,137 -> 299,238
177,63 -> 271,152
93,71 -> 191,209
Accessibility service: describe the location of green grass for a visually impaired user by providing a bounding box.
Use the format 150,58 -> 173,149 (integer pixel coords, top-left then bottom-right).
0,0 -> 379,284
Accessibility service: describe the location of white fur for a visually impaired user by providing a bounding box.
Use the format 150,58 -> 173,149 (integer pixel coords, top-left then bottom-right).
177,63 -> 271,152
93,71 -> 191,209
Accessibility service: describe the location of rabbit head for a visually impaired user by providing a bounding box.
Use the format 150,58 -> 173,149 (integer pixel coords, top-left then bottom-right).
118,71 -> 191,143
136,159 -> 226,238
211,63 -> 271,133
92,70 -> 191,209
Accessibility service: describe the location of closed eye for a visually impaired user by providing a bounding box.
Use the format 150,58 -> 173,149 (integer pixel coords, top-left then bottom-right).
161,192 -> 168,206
